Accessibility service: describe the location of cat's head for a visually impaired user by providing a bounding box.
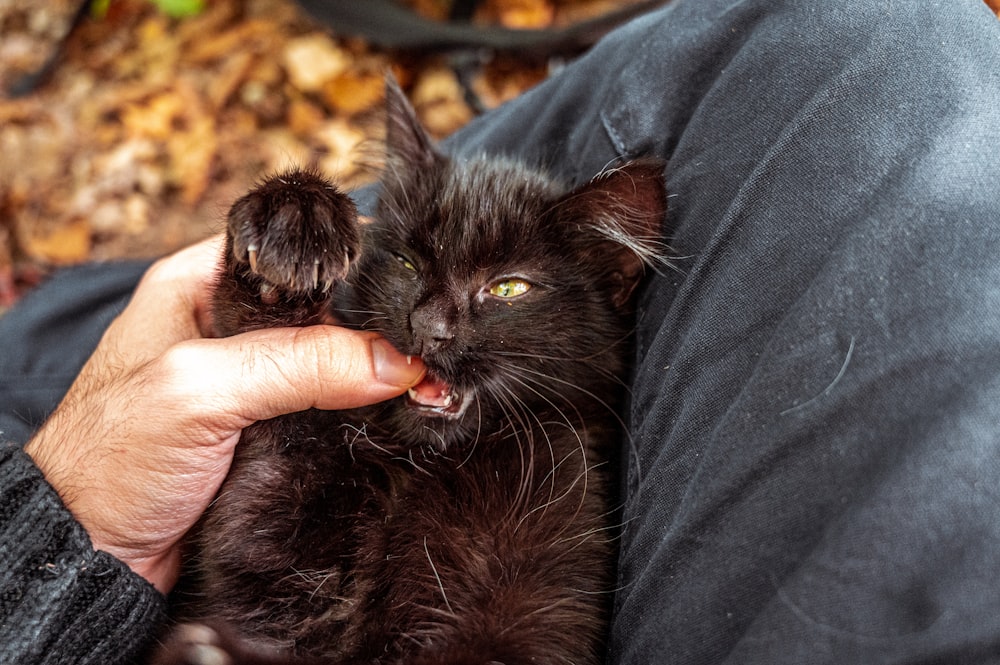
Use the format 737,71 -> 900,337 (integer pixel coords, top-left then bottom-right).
344,80 -> 667,451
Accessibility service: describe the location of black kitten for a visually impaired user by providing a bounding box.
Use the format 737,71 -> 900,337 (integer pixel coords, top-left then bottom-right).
155,80 -> 666,665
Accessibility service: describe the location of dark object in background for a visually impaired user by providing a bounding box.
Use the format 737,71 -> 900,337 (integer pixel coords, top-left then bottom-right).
5,0 -> 669,98
294,0 -> 669,54
4,0 -> 94,97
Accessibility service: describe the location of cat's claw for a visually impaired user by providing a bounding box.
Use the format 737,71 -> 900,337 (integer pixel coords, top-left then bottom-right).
247,245 -> 259,273
227,169 -> 360,296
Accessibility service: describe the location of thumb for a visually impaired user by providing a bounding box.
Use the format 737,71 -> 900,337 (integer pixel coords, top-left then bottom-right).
162,326 -> 425,433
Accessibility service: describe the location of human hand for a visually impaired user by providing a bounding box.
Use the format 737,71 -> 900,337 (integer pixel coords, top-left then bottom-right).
24,235 -> 425,594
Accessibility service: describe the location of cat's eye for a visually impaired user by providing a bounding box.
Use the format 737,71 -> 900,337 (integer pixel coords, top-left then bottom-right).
395,254 -> 416,271
489,279 -> 532,299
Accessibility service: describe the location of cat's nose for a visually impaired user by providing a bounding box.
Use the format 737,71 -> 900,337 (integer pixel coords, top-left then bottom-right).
410,306 -> 455,355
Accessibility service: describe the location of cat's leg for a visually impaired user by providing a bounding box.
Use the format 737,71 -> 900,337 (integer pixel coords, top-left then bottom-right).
171,171 -> 364,660
153,622 -> 316,665
211,169 -> 360,337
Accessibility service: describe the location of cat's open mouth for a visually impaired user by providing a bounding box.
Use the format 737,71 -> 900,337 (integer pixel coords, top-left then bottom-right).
406,373 -> 472,419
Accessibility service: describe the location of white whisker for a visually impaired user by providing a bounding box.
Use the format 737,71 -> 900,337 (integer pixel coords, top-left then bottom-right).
424,536 -> 454,614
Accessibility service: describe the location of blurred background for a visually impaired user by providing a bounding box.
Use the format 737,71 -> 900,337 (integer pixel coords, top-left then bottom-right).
1,0 -> 997,312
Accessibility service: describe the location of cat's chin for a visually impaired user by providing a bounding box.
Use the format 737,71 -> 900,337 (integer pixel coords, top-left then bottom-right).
406,373 -> 473,420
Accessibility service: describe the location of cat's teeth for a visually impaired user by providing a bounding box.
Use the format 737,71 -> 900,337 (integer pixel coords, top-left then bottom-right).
408,387 -> 418,400
443,393 -> 454,408
247,245 -> 259,272
406,355 -> 413,365
312,260 -> 320,289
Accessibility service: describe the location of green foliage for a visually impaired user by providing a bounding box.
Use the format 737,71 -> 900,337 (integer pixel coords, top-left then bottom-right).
90,0 -> 110,18
90,0 -> 206,19
149,0 -> 206,17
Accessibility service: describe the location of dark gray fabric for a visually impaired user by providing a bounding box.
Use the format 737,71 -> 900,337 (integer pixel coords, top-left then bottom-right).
3,0 -> 1000,662
439,0 -> 1000,662
0,261 -> 150,445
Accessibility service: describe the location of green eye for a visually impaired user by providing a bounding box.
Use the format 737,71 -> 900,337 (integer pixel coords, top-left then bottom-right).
489,279 -> 532,298
396,254 -> 416,271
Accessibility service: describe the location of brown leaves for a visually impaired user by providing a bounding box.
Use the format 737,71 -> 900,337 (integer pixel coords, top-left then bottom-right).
322,69 -> 387,116
0,0 -> 631,281
0,0 -> 307,267
3,0 -> 992,309
410,67 -> 475,138
20,220 -> 93,265
476,0 -> 556,29
283,35 -> 353,93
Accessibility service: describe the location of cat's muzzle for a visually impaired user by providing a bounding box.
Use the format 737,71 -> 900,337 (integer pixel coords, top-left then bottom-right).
406,373 -> 472,419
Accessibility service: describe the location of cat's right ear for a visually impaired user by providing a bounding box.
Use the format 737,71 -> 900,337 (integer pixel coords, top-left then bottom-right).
557,158 -> 669,310
384,76 -> 442,172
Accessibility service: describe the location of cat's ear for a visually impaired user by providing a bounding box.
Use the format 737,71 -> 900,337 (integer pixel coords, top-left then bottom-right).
559,159 -> 668,309
384,75 -> 442,171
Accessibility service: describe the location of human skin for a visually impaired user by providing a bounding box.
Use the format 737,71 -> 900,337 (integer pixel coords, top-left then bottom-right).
24,235 -> 426,594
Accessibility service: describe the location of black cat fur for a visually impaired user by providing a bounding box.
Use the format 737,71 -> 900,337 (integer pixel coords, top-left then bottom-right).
155,80 -> 666,665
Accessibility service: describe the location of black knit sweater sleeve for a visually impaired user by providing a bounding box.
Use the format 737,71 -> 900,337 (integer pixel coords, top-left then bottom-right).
0,444 -> 167,665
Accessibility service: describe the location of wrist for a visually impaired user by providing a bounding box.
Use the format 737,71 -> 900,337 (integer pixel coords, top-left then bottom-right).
0,445 -> 169,663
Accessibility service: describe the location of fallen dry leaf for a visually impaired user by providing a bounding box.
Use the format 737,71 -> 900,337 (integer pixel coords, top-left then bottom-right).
287,97 -> 328,137
21,219 -> 92,265
322,68 -> 387,116
411,66 -> 474,138
314,118 -> 370,181
283,34 -> 353,93
479,0 -> 556,28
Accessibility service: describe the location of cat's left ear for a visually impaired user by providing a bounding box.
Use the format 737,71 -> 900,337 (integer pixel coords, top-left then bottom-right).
383,75 -> 443,172
558,158 -> 668,309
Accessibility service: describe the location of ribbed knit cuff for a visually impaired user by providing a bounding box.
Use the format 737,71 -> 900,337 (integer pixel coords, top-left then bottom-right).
0,444 -> 167,665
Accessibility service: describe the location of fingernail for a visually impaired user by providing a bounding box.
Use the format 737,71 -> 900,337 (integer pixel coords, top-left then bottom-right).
371,337 -> 424,387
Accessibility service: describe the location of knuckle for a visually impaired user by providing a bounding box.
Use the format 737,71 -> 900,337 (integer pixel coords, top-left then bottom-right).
139,254 -> 180,287
153,341 -> 213,401
292,327 -> 366,392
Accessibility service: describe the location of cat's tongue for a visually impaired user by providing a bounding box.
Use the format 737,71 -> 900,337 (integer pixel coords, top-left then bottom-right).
407,374 -> 455,409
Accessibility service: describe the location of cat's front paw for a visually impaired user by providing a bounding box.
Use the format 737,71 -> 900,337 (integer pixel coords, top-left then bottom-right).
154,623 -> 234,665
155,622 -> 300,665
227,169 -> 360,294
